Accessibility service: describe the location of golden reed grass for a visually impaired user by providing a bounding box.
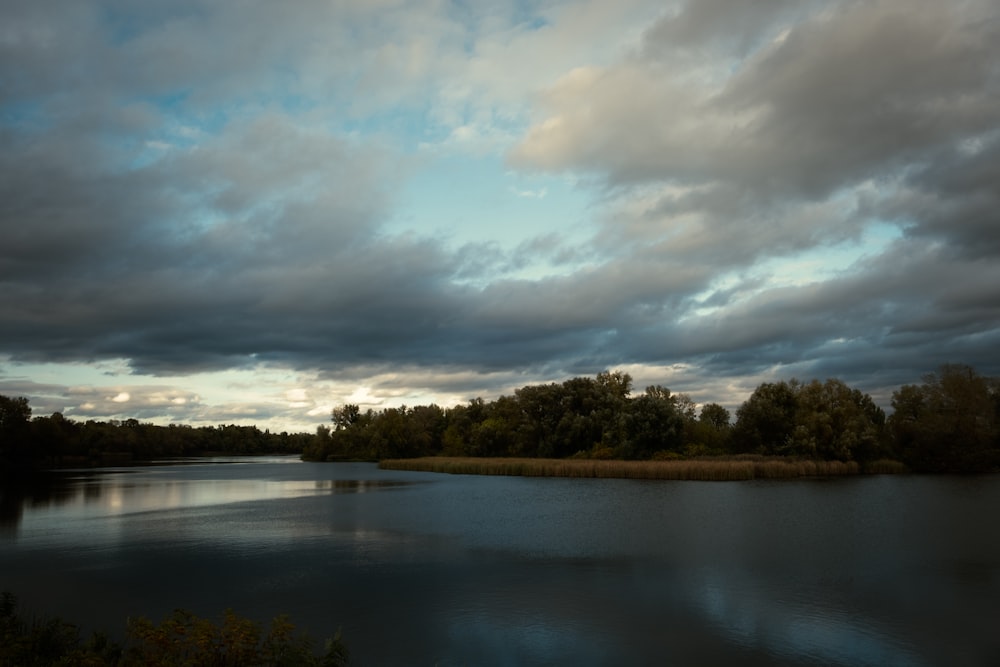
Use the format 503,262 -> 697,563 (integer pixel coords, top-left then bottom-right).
377,457 -> 892,480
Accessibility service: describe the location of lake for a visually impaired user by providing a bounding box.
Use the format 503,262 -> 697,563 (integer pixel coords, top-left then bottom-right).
1,457 -> 998,666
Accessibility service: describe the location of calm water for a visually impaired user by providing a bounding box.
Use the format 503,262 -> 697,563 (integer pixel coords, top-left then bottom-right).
1,457 -> 998,666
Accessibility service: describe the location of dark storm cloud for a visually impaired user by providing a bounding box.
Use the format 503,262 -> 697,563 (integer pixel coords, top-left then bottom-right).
507,0 -> 1000,389
895,136 -> 1000,259
713,0 -> 1000,200
643,0 -> 806,57
0,0 -> 485,381
2,0 -> 999,424
514,0 -> 1000,199
612,235 -> 1000,394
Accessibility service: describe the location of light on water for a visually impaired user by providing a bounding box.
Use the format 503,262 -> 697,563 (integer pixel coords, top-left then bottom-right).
1,457 -> 998,666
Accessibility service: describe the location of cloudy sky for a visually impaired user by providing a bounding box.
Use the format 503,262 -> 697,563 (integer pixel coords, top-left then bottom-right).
2,0 -> 999,432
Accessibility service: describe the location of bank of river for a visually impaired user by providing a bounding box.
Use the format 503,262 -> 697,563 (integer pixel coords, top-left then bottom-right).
380,455 -> 909,479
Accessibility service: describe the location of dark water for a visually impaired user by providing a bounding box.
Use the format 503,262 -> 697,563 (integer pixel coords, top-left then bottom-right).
1,457 -> 998,666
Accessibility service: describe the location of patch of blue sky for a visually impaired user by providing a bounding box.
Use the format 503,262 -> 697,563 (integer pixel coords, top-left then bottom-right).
685,222 -> 904,321
0,99 -> 46,131
508,0 -> 552,31
338,100 -> 506,154
140,90 -> 190,115
341,108 -> 442,146
449,0 -> 551,43
273,90 -> 316,117
124,95 -> 245,171
750,221 -> 903,287
736,178 -> 908,292
0,357 -> 128,393
391,154 -> 592,272
142,87 -> 296,141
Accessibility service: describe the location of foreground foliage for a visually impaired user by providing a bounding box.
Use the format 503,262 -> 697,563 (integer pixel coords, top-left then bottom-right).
0,592 -> 349,667
306,365 -> 999,473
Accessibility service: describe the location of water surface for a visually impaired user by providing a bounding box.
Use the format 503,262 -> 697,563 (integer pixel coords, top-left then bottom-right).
1,457 -> 997,665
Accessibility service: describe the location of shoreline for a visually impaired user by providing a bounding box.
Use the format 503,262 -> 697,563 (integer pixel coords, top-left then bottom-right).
379,456 -> 910,481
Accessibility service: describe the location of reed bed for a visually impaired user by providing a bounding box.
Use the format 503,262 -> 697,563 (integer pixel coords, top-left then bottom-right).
378,457 -> 867,481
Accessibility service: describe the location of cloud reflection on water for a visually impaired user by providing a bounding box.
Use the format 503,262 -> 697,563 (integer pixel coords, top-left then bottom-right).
691,568 -> 928,667
2,464 -> 417,534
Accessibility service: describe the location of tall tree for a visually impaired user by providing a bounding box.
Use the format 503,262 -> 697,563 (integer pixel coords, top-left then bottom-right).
684,403 -> 732,455
889,364 -> 999,472
699,403 -> 731,430
615,385 -> 685,459
331,404 -> 361,431
0,395 -> 33,466
790,379 -> 885,461
733,381 -> 799,455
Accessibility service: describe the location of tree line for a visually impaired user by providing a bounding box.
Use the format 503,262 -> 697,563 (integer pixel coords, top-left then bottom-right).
303,365 -> 1000,473
0,400 -> 311,471
2,364 -> 997,474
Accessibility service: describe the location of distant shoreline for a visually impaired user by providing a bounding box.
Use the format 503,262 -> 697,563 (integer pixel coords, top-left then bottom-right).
379,456 -> 910,481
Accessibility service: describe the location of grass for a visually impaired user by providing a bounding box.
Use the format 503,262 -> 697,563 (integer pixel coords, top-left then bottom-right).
377,456 -> 889,481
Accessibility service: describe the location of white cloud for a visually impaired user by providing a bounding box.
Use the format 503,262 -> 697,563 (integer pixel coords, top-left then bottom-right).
510,186 -> 547,199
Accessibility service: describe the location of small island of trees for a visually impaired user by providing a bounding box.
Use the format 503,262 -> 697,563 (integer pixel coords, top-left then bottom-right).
303,364 -> 1000,474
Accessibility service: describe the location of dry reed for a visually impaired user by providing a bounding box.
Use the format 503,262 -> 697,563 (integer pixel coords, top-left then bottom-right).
378,456 -> 873,481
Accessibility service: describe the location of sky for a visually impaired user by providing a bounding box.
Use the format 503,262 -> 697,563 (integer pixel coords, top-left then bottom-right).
2,0 -> 999,433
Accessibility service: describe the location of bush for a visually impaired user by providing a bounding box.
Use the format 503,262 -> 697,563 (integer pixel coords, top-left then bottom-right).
0,592 -> 349,667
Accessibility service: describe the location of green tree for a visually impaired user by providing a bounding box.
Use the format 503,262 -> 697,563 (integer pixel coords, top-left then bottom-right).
684,403 -> 732,455
596,370 -> 633,404
515,383 -> 566,457
733,381 -> 799,455
790,379 -> 885,461
889,364 -> 999,472
0,395 -> 34,466
614,385 -> 685,459
699,403 -> 730,430
555,377 -> 608,455
405,404 -> 447,456
31,412 -> 83,464
441,403 -> 474,456
303,425 -> 333,461
331,404 -> 361,431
